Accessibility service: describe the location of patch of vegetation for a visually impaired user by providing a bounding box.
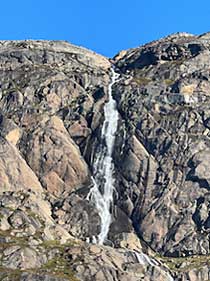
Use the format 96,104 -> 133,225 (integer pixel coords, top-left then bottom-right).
0,235 -> 79,280
26,210 -> 44,224
158,254 -> 210,272
133,77 -> 152,86
133,65 -> 153,76
41,240 -> 62,249
164,79 -> 175,86
41,255 -> 79,281
40,239 -> 80,280
0,230 -> 29,250
0,264 -> 78,281
41,239 -> 78,251
171,58 -> 186,65
0,267 -> 22,281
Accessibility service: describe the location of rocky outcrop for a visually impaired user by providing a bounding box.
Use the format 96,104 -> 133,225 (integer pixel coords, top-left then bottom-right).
67,243 -> 174,281
112,32 -> 210,252
25,115 -> 90,196
111,32 -> 210,279
0,138 -> 42,193
1,35 -> 210,280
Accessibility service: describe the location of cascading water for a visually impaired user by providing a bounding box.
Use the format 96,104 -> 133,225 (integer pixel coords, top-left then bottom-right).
87,67 -> 175,281
134,252 -> 174,281
87,67 -> 120,245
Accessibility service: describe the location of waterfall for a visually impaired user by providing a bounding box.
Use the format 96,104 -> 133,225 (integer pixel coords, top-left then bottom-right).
134,252 -> 174,281
87,67 -> 120,245
86,67 -> 175,281
87,68 -> 175,281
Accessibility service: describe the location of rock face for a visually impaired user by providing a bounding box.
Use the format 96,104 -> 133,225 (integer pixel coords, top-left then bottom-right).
1,35 -> 210,280
113,32 -> 210,258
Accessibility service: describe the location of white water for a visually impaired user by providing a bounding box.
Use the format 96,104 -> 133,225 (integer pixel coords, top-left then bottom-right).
87,67 -> 120,245
134,252 -> 174,281
135,252 -> 158,266
87,68 -> 175,281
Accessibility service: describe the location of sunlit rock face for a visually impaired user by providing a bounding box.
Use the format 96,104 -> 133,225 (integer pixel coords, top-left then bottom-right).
1,34 -> 210,280
113,32 -> 210,259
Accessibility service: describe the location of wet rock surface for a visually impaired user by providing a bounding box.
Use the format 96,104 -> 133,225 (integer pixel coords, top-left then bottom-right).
1,36 -> 210,280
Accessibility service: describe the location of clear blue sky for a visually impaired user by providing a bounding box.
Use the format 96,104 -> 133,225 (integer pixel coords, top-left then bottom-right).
1,0 -> 210,57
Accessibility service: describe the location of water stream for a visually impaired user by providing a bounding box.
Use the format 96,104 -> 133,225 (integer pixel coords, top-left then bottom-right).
87,67 -> 175,281
87,67 -> 120,245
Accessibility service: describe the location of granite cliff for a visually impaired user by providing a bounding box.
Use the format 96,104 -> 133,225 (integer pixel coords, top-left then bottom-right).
1,33 -> 210,280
